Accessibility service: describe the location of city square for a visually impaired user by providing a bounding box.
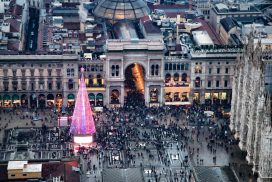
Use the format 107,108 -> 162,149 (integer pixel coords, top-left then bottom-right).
0,0 -> 271,181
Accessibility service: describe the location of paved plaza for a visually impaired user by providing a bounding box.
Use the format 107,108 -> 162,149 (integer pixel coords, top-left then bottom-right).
0,105 -> 258,182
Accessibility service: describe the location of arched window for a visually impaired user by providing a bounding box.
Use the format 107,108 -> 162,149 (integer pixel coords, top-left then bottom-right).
173,73 -> 179,82
71,68 -> 74,76
111,65 -> 115,76
97,75 -> 102,86
165,73 -> 171,83
88,74 -> 93,87
195,77 -> 201,87
155,65 -> 159,76
96,93 -> 103,106
150,88 -> 158,102
115,65 -> 119,76
68,79 -> 73,90
195,65 -> 202,73
67,68 -> 70,76
182,73 -> 187,82
111,89 -> 120,104
151,65 -> 155,76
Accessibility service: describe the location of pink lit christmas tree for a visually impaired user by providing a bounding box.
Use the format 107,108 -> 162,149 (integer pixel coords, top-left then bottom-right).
70,68 -> 96,136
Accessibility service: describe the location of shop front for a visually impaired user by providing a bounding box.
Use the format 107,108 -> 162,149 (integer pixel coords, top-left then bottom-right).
3,95 -> 11,107
47,94 -> 54,108
12,95 -> 20,107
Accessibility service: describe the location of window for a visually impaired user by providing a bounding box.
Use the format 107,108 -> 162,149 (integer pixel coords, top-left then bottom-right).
208,81 -> 211,87
111,65 -> 119,77
30,69 -> 34,77
225,68 -> 229,74
217,68 -> 220,74
31,83 -> 34,91
165,63 -> 168,71
185,63 -> 189,71
11,174 -> 15,177
195,77 -> 201,87
181,64 -> 184,70
48,69 -> 52,77
68,79 -> 73,90
3,81 -> 8,91
224,80 -> 228,87
3,69 -> 8,77
226,61 -> 229,64
155,65 -> 159,76
173,64 -> 177,70
48,83 -> 52,90
151,65 -> 155,76
97,75 -> 102,86
56,69 -> 61,77
21,69 -> 26,77
195,65 -> 202,74
12,70 -> 16,77
181,73 -> 187,82
174,73 -> 179,82
71,68 -> 74,76
22,81 -> 26,90
209,68 -> 212,74
57,82 -> 61,90
169,63 -> 172,71
216,80 -> 220,87
115,65 -> 119,76
111,65 -> 115,76
165,73 -> 171,83
177,64 -> 181,70
23,174 -> 27,176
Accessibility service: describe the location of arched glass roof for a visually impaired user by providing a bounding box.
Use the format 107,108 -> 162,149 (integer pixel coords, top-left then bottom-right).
93,0 -> 150,21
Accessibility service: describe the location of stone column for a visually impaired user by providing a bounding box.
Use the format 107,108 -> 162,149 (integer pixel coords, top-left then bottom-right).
160,86 -> 164,105
144,83 -> 149,106
120,84 -> 124,107
106,85 -> 110,107
18,78 -> 22,91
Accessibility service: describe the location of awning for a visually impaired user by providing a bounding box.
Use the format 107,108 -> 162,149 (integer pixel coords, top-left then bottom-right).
47,94 -> 54,100
12,95 -> 19,100
67,94 -> 75,100
3,95 -> 11,100
89,93 -> 95,101
96,94 -> 103,100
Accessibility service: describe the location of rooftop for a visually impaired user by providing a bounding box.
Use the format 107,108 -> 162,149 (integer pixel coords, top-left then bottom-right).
220,17 -> 239,32
192,31 -> 214,46
23,164 -> 42,173
214,3 -> 262,14
93,0 -> 150,21
193,18 -> 222,45
7,161 -> 28,170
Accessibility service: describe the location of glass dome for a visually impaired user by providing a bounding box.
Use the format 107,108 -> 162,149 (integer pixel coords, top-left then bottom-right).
93,0 -> 150,21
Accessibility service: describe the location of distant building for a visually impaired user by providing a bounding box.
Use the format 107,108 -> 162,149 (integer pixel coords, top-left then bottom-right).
210,3 -> 262,33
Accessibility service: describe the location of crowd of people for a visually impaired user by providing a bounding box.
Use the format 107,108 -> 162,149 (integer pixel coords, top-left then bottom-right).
0,99 -> 242,181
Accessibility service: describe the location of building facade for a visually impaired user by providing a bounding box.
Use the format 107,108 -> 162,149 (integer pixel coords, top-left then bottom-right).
230,36 -> 272,182
190,48 -> 238,105
105,39 -> 165,107
0,55 -> 78,109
